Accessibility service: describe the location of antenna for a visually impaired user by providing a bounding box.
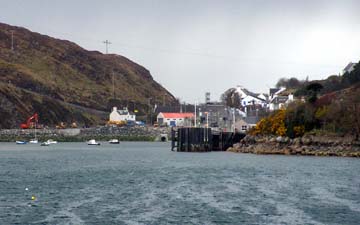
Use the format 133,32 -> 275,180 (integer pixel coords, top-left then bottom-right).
11,30 -> 14,51
103,40 -> 112,54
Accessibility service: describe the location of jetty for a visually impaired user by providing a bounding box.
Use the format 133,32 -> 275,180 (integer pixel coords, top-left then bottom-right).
171,127 -> 245,152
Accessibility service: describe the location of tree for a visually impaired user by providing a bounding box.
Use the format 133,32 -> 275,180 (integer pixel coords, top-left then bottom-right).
276,77 -> 303,89
306,82 -> 323,103
284,102 -> 315,138
341,88 -> 360,139
276,77 -> 288,88
221,88 -> 241,109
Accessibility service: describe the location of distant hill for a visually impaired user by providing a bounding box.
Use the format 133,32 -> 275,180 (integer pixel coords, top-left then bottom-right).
0,22 -> 176,128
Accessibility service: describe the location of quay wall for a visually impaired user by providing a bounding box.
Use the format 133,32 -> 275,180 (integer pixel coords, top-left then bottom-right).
0,126 -> 171,142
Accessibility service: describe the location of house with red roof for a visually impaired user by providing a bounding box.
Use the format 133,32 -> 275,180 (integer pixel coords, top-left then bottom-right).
157,112 -> 194,127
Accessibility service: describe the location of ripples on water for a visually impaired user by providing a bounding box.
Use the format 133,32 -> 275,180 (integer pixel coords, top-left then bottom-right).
0,142 -> 359,224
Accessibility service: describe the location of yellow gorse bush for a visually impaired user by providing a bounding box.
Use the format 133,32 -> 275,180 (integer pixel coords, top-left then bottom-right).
250,109 -> 287,136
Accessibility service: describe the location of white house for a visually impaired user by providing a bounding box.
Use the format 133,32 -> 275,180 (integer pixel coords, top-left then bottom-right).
343,62 -> 357,74
257,93 -> 268,101
109,107 -> 136,122
235,85 -> 267,107
269,94 -> 294,111
157,112 -> 194,127
241,95 -> 267,107
235,116 -> 259,133
269,87 -> 286,102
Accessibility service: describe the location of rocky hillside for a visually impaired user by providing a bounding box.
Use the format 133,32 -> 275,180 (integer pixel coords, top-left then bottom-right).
0,22 -> 176,128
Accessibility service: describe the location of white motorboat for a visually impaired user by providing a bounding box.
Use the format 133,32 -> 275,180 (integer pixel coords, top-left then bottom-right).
109,139 -> 120,144
16,140 -> 27,145
40,141 -> 50,146
87,139 -> 100,145
29,122 -> 38,144
29,139 -> 38,144
47,139 -> 58,144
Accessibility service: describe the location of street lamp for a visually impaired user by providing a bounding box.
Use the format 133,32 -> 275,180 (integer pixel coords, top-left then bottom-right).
148,98 -> 152,125
232,108 -> 236,132
204,112 -> 209,128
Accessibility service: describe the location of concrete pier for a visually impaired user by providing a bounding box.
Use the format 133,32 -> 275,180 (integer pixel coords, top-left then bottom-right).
171,127 -> 245,152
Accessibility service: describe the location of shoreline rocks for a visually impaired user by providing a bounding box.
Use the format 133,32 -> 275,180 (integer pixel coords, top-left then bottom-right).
227,134 -> 360,157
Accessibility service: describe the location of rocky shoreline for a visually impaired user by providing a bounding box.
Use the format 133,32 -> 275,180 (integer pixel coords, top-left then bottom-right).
227,134 -> 360,157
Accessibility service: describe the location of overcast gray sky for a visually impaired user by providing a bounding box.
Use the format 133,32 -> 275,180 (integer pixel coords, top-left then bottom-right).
1,0 -> 360,102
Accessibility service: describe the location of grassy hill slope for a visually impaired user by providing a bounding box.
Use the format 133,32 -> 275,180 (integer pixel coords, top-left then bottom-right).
0,22 -> 176,128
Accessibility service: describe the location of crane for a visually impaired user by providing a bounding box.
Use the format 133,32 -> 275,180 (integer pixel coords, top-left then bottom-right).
20,113 -> 39,129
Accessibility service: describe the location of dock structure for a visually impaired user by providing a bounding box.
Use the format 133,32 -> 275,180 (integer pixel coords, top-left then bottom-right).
171,127 -> 245,152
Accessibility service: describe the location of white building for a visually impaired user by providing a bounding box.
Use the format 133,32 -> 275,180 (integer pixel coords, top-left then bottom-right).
235,116 -> 259,133
235,85 -> 267,107
157,112 -> 194,127
109,107 -> 136,122
269,87 -> 286,102
343,62 -> 357,74
269,94 -> 294,111
241,95 -> 267,107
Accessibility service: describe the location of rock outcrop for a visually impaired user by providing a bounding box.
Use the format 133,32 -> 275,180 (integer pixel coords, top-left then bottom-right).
228,134 -> 360,157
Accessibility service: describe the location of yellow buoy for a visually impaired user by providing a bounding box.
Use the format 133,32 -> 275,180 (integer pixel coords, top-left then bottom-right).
31,196 -> 36,200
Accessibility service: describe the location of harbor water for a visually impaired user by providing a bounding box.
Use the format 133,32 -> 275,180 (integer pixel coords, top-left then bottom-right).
0,142 -> 360,224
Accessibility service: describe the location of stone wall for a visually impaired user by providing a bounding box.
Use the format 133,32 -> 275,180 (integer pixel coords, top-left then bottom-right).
0,126 -> 171,141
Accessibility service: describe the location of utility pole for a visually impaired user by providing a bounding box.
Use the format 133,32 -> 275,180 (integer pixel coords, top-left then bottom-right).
194,102 -> 197,127
112,71 -> 115,99
103,40 -> 111,54
11,30 -> 14,51
148,98 -> 152,125
233,108 -> 236,132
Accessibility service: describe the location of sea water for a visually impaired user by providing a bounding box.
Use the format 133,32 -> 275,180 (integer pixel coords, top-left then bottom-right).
0,142 -> 359,224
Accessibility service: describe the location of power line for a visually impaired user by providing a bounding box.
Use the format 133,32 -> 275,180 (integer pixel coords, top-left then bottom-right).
103,40 -> 111,54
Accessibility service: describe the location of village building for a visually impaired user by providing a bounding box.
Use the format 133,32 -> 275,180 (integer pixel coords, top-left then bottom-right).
269,87 -> 286,101
235,85 -> 268,108
240,95 -> 267,108
235,116 -> 259,133
157,112 -> 194,127
343,62 -> 357,74
109,107 -> 136,122
269,94 -> 294,111
197,103 -> 230,128
267,87 -> 295,111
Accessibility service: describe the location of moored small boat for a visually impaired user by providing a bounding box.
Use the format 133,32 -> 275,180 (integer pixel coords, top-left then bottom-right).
29,139 -> 38,144
16,140 -> 27,145
47,139 -> 58,144
40,141 -> 50,146
87,139 -> 100,145
109,139 -> 120,144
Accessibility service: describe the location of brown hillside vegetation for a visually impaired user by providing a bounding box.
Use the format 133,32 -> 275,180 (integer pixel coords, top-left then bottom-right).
0,22 -> 176,128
